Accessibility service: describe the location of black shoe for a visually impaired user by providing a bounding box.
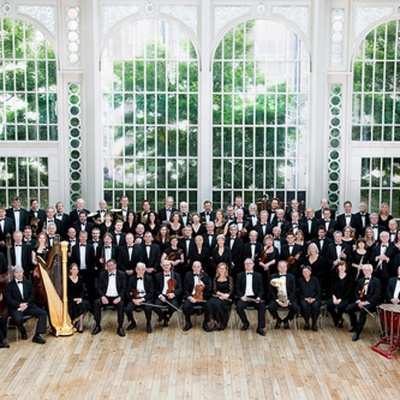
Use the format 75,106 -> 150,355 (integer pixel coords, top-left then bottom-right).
32,334 -> 46,344
183,322 -> 192,332
217,324 -> 226,331
352,333 -> 360,341
256,327 -> 266,336
241,321 -> 250,331
162,316 -> 170,327
117,327 -> 125,337
348,326 -> 357,333
146,323 -> 153,334
127,321 -> 137,331
274,321 -> 281,330
20,328 -> 28,340
157,312 -> 167,323
337,319 -> 343,329
304,323 -> 310,331
203,322 -> 211,332
283,320 -> 290,330
1,339 -> 10,348
91,325 -> 102,335
312,324 -> 318,332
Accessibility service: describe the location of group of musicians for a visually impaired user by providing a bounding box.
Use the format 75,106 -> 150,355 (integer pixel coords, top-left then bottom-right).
1,195 -> 400,348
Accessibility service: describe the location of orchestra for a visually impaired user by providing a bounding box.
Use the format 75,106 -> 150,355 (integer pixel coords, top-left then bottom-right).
1,194 -> 399,347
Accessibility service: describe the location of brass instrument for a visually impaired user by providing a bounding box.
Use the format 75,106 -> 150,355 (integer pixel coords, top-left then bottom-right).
88,212 -> 102,225
270,276 -> 288,303
139,211 -> 149,225
110,208 -> 123,222
37,241 -> 74,336
30,216 -> 41,237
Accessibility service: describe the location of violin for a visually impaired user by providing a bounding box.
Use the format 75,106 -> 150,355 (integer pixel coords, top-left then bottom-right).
287,251 -> 302,267
130,288 -> 139,299
167,248 -> 182,261
166,270 -> 177,294
192,272 -> 205,301
259,250 -> 267,264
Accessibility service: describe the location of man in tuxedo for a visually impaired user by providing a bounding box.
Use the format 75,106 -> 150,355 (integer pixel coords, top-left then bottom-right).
119,196 -> 132,222
326,230 -> 352,271
386,266 -> 400,304
92,199 -> 108,224
141,231 -> 161,275
232,208 -> 249,242
300,208 -> 319,242
90,227 -> 103,274
69,198 -> 90,224
200,200 -> 215,224
388,219 -> 398,243
310,227 -> 333,259
227,224 -> 244,276
354,202 -> 370,237
113,220 -> 126,247
6,196 -> 29,231
92,259 -> 126,336
243,230 -> 263,269
317,208 -> 337,238
234,196 -> 248,216
268,260 -> 299,329
118,233 -> 144,277
182,261 -> 212,332
153,260 -> 182,327
6,266 -> 47,343
285,199 -> 300,222
314,198 -> 336,220
235,258 -> 266,336
125,262 -> 154,333
0,205 -> 14,255
283,211 -> 301,237
179,225 -> 195,272
246,203 -> 259,231
55,201 -> 71,237
9,231 -> 31,277
346,264 -> 381,341
362,213 -> 387,241
336,200 -> 357,232
280,232 -> 304,279
46,223 -> 59,249
268,197 -> 280,224
371,231 -> 392,300
27,198 -> 46,227
158,196 -> 177,223
99,232 -> 119,271
138,199 -> 152,224
271,209 -> 286,231
179,201 -> 192,227
225,204 -> 236,225
22,226 -> 36,250
202,222 -> 217,253
40,206 -> 63,237
271,226 -> 286,255
73,210 -> 94,238
253,210 -> 272,243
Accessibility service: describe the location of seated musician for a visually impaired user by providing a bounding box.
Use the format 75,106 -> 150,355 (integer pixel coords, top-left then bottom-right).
386,265 -> 400,304
161,235 -> 184,277
5,266 -> 47,344
345,264 -> 381,341
153,260 -> 182,327
125,262 -> 154,334
0,312 -> 9,348
235,258 -> 266,336
207,262 -> 234,331
298,265 -> 321,331
92,259 -> 127,337
182,261 -> 212,332
268,260 -> 299,329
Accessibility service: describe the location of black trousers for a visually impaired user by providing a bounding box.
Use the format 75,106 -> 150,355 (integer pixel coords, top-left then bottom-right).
236,299 -> 266,329
268,299 -> 299,321
346,302 -> 376,335
10,304 -> 47,335
182,300 -> 209,323
0,313 -> 7,340
153,297 -> 179,319
327,299 -> 349,324
300,300 -> 321,324
125,302 -> 152,323
93,296 -> 124,328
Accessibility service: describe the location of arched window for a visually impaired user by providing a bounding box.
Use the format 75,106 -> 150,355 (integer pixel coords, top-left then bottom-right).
212,19 -> 309,208
353,20 -> 400,216
102,19 -> 199,210
0,18 -> 56,207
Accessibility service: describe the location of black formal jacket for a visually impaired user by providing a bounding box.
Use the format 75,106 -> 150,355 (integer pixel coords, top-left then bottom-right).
117,245 -> 144,272
336,213 -> 357,232
158,207 -> 178,222
72,221 -> 94,238
126,274 -> 154,302
235,270 -> 264,300
202,233 -> 217,252
6,278 -> 35,313
69,208 -> 91,224
386,276 -> 400,302
6,207 -> 29,231
253,222 -> 273,242
243,241 -> 263,265
112,231 -> 127,247
70,243 -> 96,271
299,218 -> 319,242
370,243 -> 393,279
97,269 -> 127,298
200,211 -> 216,224
141,242 -> 161,271
154,271 -> 183,299
310,237 -> 333,259
269,272 -> 297,303
226,235 -> 244,270
326,241 -> 352,269
0,217 -> 15,243
316,218 -> 338,238
183,270 -> 212,300
28,209 -> 46,223
354,276 -> 381,305
10,243 -> 32,275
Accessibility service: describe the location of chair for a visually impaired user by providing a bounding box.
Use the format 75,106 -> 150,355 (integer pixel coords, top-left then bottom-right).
7,314 -> 34,342
268,306 -> 298,330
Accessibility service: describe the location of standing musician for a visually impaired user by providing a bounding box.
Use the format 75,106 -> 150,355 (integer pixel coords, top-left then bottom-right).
9,231 -> 31,277
243,231 -> 263,269
99,232 -> 119,270
92,259 -> 127,337
268,260 -> 299,330
69,198 -> 90,224
5,266 -> 47,344
235,258 -> 266,336
125,262 -> 154,334
346,264 -> 381,341
326,230 -> 352,271
153,260 -> 182,327
182,261 -> 212,332
55,201 -> 71,238
117,232 -> 144,277
6,196 -> 29,232
141,231 -> 161,276
258,234 -> 279,298
280,231 -> 303,279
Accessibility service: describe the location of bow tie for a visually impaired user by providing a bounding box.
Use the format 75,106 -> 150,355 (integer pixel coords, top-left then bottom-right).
165,274 -> 170,277
128,246 -> 133,249
278,274 -> 286,277
109,273 -> 115,277
146,244 -> 151,247
15,244 -> 22,247
80,244 -> 86,247
104,246 -> 110,248
0,219 -> 4,221
14,209 -> 20,212
251,243 -> 256,245
182,213 -> 187,217
115,233 -> 120,236
100,210 -> 105,213
246,272 -> 253,275
382,245 -> 388,248
48,220 -> 54,223
57,214 -> 63,217
93,240 -> 99,243
346,215 -> 351,217
17,280 -> 23,284
194,274 -> 199,277
137,277 -> 143,280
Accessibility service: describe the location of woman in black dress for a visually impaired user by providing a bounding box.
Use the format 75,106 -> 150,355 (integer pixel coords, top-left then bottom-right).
207,262 -> 234,330
145,211 -> 160,237
351,238 -> 369,281
303,243 -> 328,297
123,210 -> 137,234
31,231 -> 49,267
100,212 -> 114,236
298,265 -> 321,331
212,234 -> 232,276
326,261 -> 353,328
155,224 -> 171,254
189,235 -> 211,274
258,234 -> 279,299
169,212 -> 183,237
190,213 -> 206,238
68,263 -> 89,332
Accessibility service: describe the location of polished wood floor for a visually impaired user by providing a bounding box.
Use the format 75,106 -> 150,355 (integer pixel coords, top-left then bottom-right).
0,310 -> 399,400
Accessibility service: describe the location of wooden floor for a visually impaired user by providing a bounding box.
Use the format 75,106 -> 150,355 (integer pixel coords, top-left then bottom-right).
0,311 -> 399,400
